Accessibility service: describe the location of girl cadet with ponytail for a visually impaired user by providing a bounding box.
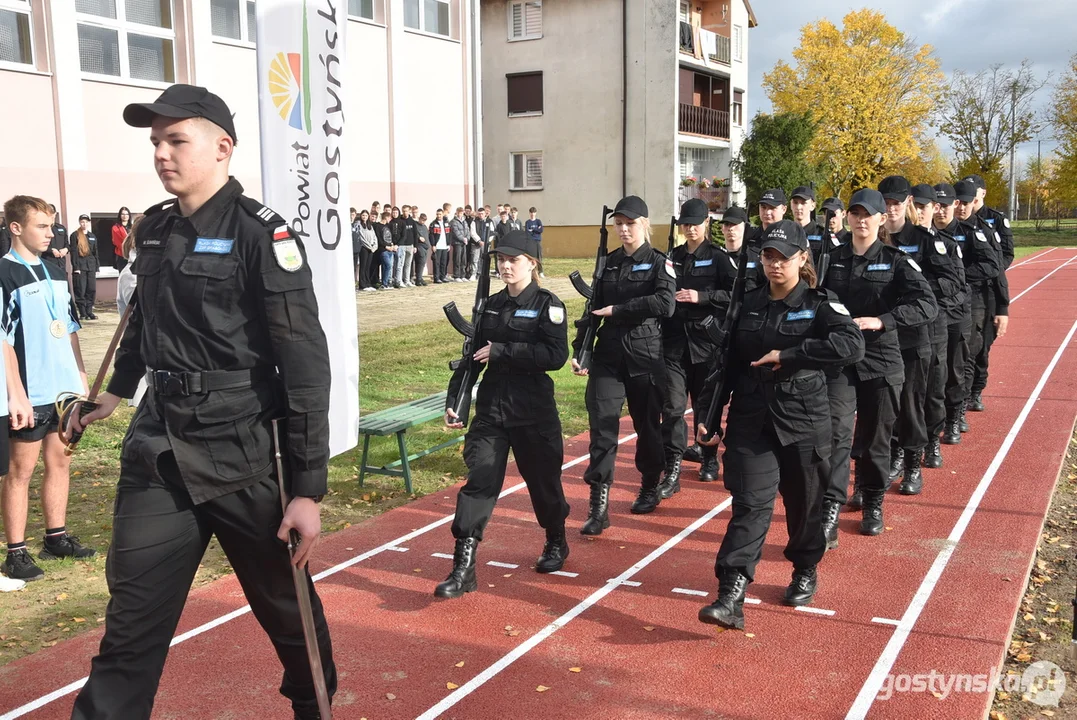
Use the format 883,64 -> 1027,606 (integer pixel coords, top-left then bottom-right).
696,219 -> 864,631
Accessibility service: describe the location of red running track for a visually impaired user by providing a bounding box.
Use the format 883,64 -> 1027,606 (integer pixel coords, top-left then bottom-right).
2,248 -> 1076,719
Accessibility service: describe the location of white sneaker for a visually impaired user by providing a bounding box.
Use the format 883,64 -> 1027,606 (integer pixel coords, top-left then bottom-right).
0,575 -> 26,592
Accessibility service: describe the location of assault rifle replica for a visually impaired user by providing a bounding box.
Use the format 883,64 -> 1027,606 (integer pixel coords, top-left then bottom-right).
568,206 -> 611,371
816,206 -> 836,288
442,234 -> 495,426
697,248 -> 750,444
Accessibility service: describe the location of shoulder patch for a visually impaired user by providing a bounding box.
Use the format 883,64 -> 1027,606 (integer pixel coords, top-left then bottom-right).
934,240 -> 947,255
956,245 -> 963,259
975,231 -> 987,242
829,302 -> 850,316
665,258 -> 675,278
906,258 -> 922,273
548,305 -> 565,324
238,196 -> 286,227
272,226 -> 304,272
1003,217 -> 1010,228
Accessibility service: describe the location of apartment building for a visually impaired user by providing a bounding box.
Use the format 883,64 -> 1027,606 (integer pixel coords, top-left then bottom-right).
0,0 -> 479,270
480,0 -> 755,256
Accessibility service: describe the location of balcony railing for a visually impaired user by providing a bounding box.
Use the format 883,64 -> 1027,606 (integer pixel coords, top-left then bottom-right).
677,185 -> 731,212
710,34 -> 731,65
679,103 -> 730,140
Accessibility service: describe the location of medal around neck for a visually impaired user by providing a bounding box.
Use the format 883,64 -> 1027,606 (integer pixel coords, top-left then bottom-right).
50,319 -> 65,339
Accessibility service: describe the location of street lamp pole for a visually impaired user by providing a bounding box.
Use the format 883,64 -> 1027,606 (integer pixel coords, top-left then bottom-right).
1008,81 -> 1018,219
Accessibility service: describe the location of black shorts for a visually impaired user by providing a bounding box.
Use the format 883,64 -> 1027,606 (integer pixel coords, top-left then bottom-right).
10,404 -> 60,443
0,418 -> 8,474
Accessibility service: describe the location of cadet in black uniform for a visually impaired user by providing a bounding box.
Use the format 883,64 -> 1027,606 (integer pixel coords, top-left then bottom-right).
822,197 -> 851,245
68,85 -> 336,720
952,179 -> 1006,434
572,196 -> 675,535
964,174 -> 1013,412
44,205 -> 69,276
436,230 -> 570,598
70,214 -> 99,320
696,220 -> 863,630
820,189 -> 936,545
660,199 -> 723,493
790,186 -> 825,264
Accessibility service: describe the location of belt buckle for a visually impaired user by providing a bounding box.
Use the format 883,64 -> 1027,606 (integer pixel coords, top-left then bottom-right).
154,371 -> 189,397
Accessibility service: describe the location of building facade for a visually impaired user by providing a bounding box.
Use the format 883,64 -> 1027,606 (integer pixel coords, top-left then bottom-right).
480,0 -> 755,256
0,0 -> 479,269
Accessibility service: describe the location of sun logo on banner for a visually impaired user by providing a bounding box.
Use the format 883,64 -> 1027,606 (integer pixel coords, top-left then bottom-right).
267,1 -> 312,134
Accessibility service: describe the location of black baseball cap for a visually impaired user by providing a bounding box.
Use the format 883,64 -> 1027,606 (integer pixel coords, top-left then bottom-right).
933,183 -> 956,206
759,188 -> 787,207
848,188 -> 886,215
953,180 -> 978,202
609,195 -> 648,219
790,186 -> 815,202
963,174 -> 986,190
123,84 -> 238,143
910,184 -> 937,204
78,213 -> 90,221
676,198 -> 709,225
878,175 -> 911,201
821,197 -> 845,212
758,219 -> 809,258
496,229 -> 539,258
720,206 -> 748,225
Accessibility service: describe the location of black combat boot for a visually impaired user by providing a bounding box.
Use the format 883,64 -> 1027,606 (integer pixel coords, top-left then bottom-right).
846,465 -> 864,511
888,446 -> 904,483
899,450 -> 923,495
958,403 -> 970,433
535,526 -> 569,573
942,413 -> 962,445
682,443 -> 703,464
294,706 -> 324,720
699,447 -> 719,482
657,456 -> 682,500
822,500 -> 841,550
631,474 -> 662,514
923,436 -> 943,468
860,490 -> 885,536
434,537 -> 478,598
698,568 -> 748,630
782,566 -> 818,607
968,392 -> 984,412
580,484 -> 610,536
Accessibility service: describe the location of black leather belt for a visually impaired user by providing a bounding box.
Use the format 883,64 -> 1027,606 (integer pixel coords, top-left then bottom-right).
147,367 -> 274,397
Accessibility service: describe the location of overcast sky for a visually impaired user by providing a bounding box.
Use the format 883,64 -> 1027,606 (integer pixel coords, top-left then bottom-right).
746,0 -> 1076,163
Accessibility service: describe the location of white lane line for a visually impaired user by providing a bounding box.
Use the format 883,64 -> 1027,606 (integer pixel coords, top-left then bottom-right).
871,617 -> 901,626
795,606 -> 836,617
610,579 -> 642,587
1011,253 -> 1077,303
385,546 -> 409,553
414,497 -> 735,720
845,317 -> 1077,720
744,597 -> 762,605
1009,246 -> 1056,268
1,429 -> 643,719
672,587 -> 709,597
487,561 -> 519,569
550,570 -> 579,578
431,552 -> 454,560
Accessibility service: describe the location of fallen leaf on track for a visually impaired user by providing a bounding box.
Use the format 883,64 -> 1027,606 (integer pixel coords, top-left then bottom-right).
569,667 -> 581,673
536,685 -> 550,692
643,626 -> 655,632
446,682 -> 458,690
455,661 -> 465,668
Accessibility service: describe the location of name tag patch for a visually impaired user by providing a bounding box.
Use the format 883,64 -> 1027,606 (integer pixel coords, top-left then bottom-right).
693,258 -> 713,267
786,309 -> 815,321
194,237 -> 234,254
141,238 -> 163,247
514,309 -> 539,318
631,263 -> 653,272
898,245 -> 918,254
954,235 -> 966,243
867,263 -> 891,271
746,261 -> 758,269
807,234 -> 822,241
984,218 -> 995,227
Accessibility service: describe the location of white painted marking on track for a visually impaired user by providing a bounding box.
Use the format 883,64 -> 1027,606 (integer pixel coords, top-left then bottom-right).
414,497 -> 735,720
550,570 -> 578,578
1010,253 -> 1077,303
871,617 -> 901,626
487,561 -> 519,569
672,587 -> 709,597
0,429 -> 644,719
609,579 -> 642,587
795,606 -> 836,617
845,318 -> 1077,720
431,552 -> 454,560
385,546 -> 408,552
1009,246 -> 1056,268
744,597 -> 761,605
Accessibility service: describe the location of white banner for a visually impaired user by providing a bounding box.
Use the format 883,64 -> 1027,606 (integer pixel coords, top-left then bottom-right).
255,0 -> 359,458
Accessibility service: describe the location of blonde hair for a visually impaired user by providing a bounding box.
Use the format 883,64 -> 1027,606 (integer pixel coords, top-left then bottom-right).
639,217 -> 652,242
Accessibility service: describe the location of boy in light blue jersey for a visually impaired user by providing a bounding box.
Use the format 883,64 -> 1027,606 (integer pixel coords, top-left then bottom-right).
0,196 -> 92,582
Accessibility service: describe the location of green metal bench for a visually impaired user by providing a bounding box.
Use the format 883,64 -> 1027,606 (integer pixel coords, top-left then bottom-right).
357,391 -> 464,494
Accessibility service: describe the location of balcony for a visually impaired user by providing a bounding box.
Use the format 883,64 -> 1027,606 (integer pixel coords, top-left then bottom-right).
679,103 -> 730,140
677,184 -> 731,212
710,34 -> 730,65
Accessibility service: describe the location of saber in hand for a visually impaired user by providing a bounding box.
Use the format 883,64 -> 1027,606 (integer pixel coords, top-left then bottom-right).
272,418 -> 333,719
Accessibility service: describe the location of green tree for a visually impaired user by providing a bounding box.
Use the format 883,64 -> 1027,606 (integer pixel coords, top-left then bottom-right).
728,111 -> 822,208
1049,54 -> 1077,215
952,156 -> 1008,208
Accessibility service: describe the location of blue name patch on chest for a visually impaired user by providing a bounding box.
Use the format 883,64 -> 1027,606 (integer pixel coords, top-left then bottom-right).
786,309 -> 815,321
693,258 -> 713,267
514,309 -> 539,318
866,263 -> 891,271
807,234 -> 822,241
746,261 -> 758,269
898,245 -> 919,254
194,238 -> 234,254
953,235 -> 966,243
631,263 -> 653,272
984,218 -> 995,227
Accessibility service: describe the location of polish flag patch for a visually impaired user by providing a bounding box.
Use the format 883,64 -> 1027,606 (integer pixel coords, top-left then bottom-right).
273,225 -> 290,241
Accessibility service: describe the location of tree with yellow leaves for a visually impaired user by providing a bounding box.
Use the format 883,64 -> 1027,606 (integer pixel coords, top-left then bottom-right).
1049,54 -> 1077,211
763,9 -> 944,199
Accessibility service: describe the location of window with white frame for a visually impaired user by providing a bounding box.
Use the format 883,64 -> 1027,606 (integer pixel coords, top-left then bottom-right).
732,89 -> 743,126
732,24 -> 743,62
211,0 -> 257,43
0,0 -> 33,66
76,0 -> 175,83
404,0 -> 449,36
678,1 -> 689,23
348,0 -> 374,21
508,0 -> 540,41
510,152 -> 542,190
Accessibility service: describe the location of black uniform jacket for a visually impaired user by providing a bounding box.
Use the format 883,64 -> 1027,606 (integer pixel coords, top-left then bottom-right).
712,244 -> 766,316
889,223 -> 967,350
71,231 -> 100,273
448,282 -> 568,428
107,178 -> 332,503
801,219 -> 825,265
822,240 -> 937,384
724,281 -> 865,449
663,240 -> 725,365
977,205 -> 1015,269
571,241 -> 676,377
946,216 -> 1009,316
